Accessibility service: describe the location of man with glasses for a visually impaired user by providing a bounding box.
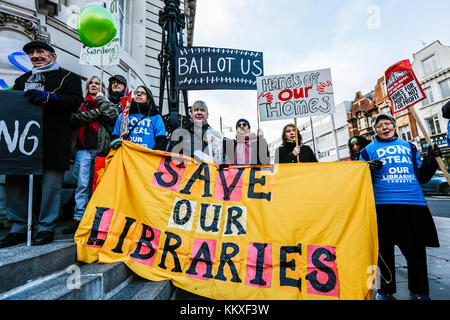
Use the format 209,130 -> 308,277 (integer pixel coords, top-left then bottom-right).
360,113 -> 442,300
225,118 -> 270,165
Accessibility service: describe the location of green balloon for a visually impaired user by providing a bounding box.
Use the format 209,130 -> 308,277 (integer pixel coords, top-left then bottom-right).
77,5 -> 117,48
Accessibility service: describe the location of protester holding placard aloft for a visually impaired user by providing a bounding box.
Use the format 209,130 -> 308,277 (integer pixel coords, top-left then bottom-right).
63,76 -> 119,234
110,85 -> 167,151
348,136 -> 371,161
0,41 -> 83,247
443,101 -> 450,147
360,113 -> 442,300
274,124 -> 317,164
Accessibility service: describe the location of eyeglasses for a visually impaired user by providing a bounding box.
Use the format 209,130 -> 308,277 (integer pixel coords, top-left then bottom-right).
375,122 -> 394,129
237,122 -> 248,128
134,90 -> 147,96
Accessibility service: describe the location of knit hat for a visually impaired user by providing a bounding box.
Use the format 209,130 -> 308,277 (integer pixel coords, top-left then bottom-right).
236,118 -> 250,129
371,113 -> 396,131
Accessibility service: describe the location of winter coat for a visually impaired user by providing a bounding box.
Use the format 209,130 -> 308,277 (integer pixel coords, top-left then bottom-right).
13,68 -> 83,170
223,133 -> 270,165
168,119 -> 225,164
71,94 -> 119,157
275,142 -> 318,163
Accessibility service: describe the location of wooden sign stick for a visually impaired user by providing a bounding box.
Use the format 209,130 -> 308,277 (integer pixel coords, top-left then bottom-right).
410,107 -> 449,184
294,118 -> 300,162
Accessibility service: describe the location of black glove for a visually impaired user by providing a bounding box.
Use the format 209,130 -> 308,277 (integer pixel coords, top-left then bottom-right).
427,144 -> 442,158
368,160 -> 383,173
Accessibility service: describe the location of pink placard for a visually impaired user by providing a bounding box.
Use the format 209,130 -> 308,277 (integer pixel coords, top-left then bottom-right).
214,168 -> 244,202
306,245 -> 339,297
245,242 -> 273,288
131,225 -> 161,267
186,238 -> 217,280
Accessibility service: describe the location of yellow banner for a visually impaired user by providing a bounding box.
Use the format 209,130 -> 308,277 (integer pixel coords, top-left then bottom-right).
75,141 -> 378,300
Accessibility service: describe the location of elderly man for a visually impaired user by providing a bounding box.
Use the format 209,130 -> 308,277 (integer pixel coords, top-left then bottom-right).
0,41 -> 83,247
168,100 -> 225,164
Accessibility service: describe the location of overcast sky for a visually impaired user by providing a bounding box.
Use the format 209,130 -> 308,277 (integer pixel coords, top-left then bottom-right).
187,0 -> 450,142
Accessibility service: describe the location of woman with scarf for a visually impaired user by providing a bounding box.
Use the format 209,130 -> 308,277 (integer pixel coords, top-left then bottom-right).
64,76 -> 119,234
110,85 -> 167,151
275,124 -> 318,163
230,119 -> 270,165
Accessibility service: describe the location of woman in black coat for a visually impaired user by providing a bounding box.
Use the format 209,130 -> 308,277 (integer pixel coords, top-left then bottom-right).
275,124 -> 318,163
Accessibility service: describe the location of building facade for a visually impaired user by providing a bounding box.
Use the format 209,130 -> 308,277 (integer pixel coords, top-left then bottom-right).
267,101 -> 353,163
411,40 -> 450,169
0,0 -> 196,223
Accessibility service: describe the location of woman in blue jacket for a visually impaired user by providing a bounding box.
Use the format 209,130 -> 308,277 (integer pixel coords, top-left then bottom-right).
360,113 -> 441,300
110,85 -> 167,150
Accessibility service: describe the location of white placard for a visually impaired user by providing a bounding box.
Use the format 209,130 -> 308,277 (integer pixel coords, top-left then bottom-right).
79,0 -> 120,66
256,68 -> 336,122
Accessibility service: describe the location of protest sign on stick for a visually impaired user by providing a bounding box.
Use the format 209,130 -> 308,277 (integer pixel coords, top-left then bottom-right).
256,68 -> 336,122
175,46 -> 264,91
385,59 -> 449,183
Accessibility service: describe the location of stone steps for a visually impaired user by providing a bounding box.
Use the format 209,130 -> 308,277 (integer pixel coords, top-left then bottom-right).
0,230 -> 175,300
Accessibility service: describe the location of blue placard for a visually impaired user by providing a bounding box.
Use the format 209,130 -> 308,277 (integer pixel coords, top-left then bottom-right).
0,90 -> 43,175
175,46 -> 264,90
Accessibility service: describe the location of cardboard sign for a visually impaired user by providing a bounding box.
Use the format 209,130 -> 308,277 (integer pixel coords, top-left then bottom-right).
175,46 -> 264,90
385,59 -> 426,114
79,0 -> 120,66
119,93 -> 131,138
257,68 -> 336,122
0,90 -> 42,174
75,141 -> 379,300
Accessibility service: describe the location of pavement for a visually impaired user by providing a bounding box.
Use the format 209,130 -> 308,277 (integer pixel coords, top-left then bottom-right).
383,216 -> 450,300
1,216 -> 449,300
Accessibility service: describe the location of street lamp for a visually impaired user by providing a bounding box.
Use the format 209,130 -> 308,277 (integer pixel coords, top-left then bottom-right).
158,0 -> 189,134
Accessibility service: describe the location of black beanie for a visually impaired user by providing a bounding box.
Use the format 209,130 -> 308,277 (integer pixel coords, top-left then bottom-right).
236,118 -> 250,129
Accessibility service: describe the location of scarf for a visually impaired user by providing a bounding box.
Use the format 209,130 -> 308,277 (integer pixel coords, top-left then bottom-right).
234,132 -> 257,165
24,61 -> 60,91
77,94 -> 99,146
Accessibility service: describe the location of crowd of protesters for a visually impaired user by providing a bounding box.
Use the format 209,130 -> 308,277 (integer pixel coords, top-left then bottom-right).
0,40 -> 449,301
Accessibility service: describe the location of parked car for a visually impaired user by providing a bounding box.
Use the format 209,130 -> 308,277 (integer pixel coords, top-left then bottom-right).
420,171 -> 449,196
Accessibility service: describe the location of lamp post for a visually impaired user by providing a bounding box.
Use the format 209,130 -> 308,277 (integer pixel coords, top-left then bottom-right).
158,0 -> 189,134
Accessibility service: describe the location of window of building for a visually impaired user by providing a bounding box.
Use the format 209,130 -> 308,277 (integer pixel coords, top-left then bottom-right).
118,0 -> 130,51
399,125 -> 412,141
422,54 -> 439,76
422,87 -> 435,106
439,78 -> 450,99
425,115 -> 442,136
381,106 -> 391,114
358,117 -> 366,130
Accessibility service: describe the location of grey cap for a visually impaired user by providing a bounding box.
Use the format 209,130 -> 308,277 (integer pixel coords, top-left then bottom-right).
371,113 -> 396,131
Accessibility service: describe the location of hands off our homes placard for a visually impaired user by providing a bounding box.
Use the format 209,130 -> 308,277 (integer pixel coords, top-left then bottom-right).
175,46 -> 264,90
75,141 -> 378,300
257,68 -> 336,122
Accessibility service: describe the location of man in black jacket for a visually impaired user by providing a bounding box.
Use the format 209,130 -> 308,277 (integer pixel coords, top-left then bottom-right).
0,41 -> 83,247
